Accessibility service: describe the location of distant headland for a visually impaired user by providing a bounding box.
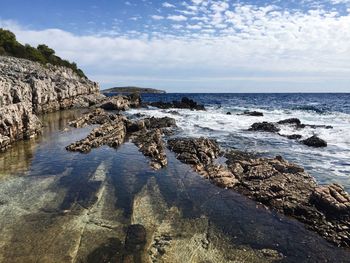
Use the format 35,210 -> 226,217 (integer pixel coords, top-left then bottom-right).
102,86 -> 166,94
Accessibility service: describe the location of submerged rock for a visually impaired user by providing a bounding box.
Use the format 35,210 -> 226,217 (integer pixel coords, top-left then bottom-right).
302,135 -> 327,148
249,122 -> 280,133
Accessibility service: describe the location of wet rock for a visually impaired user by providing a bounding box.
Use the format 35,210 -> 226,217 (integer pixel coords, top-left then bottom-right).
225,151 -> 350,247
277,118 -> 302,126
302,135 -> 327,148
68,108 -> 117,128
248,122 -> 280,133
241,111 -> 264,117
168,138 -> 238,188
133,129 -> 168,170
149,97 -> 206,111
144,116 -> 177,129
311,184 -> 350,219
124,224 -> 147,253
66,116 -> 127,153
286,134 -> 302,140
226,112 -> 232,115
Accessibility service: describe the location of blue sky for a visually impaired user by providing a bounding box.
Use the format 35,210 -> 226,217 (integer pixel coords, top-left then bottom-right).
1,0 -> 350,92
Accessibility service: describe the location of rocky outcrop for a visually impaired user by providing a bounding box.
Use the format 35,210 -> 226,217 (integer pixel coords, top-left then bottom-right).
302,135 -> 327,148
248,122 -> 280,133
66,110 -> 175,170
148,97 -> 205,111
133,129 -> 168,170
66,115 -> 127,153
0,56 -> 102,150
0,102 -> 42,151
167,137 -> 350,247
167,138 -> 238,188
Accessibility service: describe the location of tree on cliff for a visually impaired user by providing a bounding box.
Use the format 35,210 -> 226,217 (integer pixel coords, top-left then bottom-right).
0,28 -> 86,78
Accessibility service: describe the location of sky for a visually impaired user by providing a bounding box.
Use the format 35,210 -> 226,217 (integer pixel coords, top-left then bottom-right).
1,0 -> 350,92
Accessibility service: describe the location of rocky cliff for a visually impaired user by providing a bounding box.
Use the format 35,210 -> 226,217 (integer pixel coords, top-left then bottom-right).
0,56 -> 103,151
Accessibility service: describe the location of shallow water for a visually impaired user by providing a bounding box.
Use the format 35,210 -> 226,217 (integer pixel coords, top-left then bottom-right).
124,93 -> 350,191
0,110 -> 350,262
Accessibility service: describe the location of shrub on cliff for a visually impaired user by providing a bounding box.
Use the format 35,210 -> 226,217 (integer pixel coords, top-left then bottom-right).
0,28 -> 86,78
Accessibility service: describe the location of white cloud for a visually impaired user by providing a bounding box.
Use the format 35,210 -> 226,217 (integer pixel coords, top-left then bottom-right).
162,2 -> 175,8
1,1 -> 350,92
167,15 -> 188,21
151,15 -> 164,20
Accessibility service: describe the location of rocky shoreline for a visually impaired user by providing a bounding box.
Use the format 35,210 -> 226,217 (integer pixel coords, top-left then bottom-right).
63,97 -> 350,248
1,57 -> 349,250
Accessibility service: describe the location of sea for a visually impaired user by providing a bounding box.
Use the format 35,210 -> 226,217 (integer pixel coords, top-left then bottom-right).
123,93 -> 350,191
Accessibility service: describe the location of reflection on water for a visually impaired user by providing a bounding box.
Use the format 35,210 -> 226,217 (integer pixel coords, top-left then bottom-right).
0,110 -> 349,263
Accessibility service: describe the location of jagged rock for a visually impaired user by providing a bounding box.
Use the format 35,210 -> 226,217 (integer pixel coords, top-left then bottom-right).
0,56 -> 100,149
277,118 -> 302,126
0,102 -> 42,150
99,96 -> 132,111
241,111 -> 264,117
168,138 -> 238,188
66,115 -> 127,153
133,129 -> 167,170
68,108 -> 117,128
248,122 -> 280,133
149,97 -> 205,111
302,135 -> 327,148
143,117 -> 176,129
311,184 -> 350,219
225,151 -> 350,247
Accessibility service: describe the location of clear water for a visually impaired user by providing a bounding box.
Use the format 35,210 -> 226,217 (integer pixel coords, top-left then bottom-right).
124,93 -> 350,191
0,109 -> 350,262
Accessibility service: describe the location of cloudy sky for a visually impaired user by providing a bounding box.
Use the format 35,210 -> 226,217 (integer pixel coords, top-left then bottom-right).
1,0 -> 350,92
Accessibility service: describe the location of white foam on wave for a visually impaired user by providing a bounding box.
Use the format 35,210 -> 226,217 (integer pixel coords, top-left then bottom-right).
128,105 -> 350,188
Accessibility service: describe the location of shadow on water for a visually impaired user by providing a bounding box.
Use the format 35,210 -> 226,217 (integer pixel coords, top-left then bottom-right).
1,109 -> 350,262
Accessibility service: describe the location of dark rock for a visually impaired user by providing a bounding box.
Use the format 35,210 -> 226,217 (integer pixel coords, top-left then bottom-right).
124,224 -> 147,253
249,122 -> 280,133
277,118 -> 302,126
226,112 -> 232,115
302,135 -> 327,148
279,134 -> 303,140
149,97 -> 205,111
241,111 -> 264,117
144,117 -> 176,130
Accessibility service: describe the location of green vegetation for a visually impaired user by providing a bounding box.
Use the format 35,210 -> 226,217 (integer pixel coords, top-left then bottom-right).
0,28 -> 86,78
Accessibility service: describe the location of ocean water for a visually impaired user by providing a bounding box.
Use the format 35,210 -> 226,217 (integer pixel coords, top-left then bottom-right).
126,93 -> 350,191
